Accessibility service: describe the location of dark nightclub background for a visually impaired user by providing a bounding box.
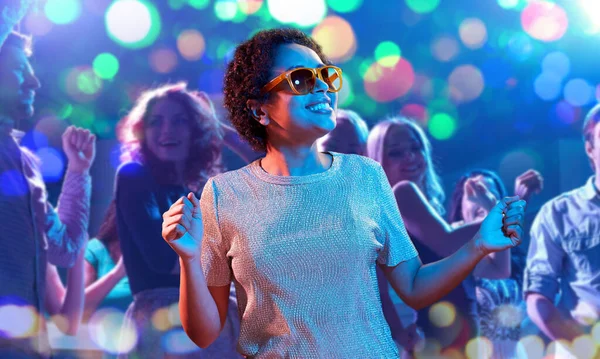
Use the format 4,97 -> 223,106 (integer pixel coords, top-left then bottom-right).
18,0 -> 599,256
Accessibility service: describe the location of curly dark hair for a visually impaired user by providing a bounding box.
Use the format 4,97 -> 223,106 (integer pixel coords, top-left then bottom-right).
223,28 -> 331,152
117,82 -> 223,191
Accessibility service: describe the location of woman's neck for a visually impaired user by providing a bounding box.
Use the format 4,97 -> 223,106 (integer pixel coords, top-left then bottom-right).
261,143 -> 331,176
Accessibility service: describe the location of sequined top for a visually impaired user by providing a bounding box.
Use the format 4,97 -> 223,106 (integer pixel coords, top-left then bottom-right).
201,152 -> 418,358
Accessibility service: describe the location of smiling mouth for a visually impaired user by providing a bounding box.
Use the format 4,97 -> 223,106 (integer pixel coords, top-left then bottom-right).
401,164 -> 422,173
306,102 -> 333,113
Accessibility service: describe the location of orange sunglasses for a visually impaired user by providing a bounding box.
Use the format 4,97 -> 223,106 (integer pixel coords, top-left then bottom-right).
261,65 -> 343,95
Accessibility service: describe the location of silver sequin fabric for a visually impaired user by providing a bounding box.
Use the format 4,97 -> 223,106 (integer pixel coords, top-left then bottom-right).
200,152 -> 418,358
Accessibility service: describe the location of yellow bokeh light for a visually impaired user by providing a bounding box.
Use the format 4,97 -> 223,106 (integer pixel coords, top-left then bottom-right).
466,336 -> 493,359
428,301 -> 456,328
151,307 -> 172,331
237,0 -> 263,14
312,16 -> 357,63
177,29 -> 206,61
571,335 -> 598,359
0,305 -> 39,338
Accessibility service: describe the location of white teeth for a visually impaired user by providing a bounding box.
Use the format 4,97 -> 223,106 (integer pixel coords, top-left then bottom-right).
307,103 -> 330,111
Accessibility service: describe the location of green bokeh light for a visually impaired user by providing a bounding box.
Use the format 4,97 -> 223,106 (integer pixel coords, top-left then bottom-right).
93,53 -> 120,80
58,103 -> 73,120
428,113 -> 456,140
188,0 -> 211,9
215,0 -> 239,21
405,0 -> 441,14
497,0 -> 519,9
77,71 -> 102,95
326,0 -> 363,13
69,105 -> 95,129
168,0 -> 187,9
45,0 -> 82,25
375,41 -> 401,67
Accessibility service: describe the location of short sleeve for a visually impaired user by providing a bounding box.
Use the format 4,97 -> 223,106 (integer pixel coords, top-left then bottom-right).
200,178 -> 232,286
523,204 -> 563,301
372,163 -> 419,266
84,238 -> 104,268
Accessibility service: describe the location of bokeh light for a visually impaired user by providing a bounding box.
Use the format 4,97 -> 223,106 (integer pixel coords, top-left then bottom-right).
312,16 -> 357,63
36,147 -> 65,183
338,74 -> 354,107
24,12 -> 54,36
428,113 -> 457,140
406,0 -> 440,14
374,41 -> 401,68
551,100 -> 580,126
177,30 -> 206,61
238,0 -> 264,14
466,337 -> 493,359
326,0 -> 363,13
431,35 -> 460,62
507,32 -> 533,62
93,53 -> 120,80
494,304 -> 522,328
564,78 -> 594,107
69,105 -> 96,129
45,0 -> 82,25
401,103 -> 430,125
516,335 -> 545,359
546,339 -> 575,358
459,18 -> 488,49
499,149 -> 542,181
448,65 -> 485,103
571,335 -> 598,359
188,0 -> 211,9
214,0 -> 239,21
268,0 -> 327,27
88,308 -> 136,354
162,329 -> 200,355
542,51 -> 570,79
578,0 -> 600,35
64,67 -> 103,103
0,305 -> 38,338
152,307 -> 172,331
521,1 -> 568,42
497,0 -> 519,9
149,48 -> 179,74
428,301 -> 457,327
534,72 -> 562,101
363,58 -> 415,102
105,0 -> 161,49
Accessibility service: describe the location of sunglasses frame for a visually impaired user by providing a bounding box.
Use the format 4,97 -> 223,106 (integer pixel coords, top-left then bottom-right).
261,65 -> 343,95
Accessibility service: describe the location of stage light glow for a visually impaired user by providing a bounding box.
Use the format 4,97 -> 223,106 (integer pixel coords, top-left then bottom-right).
564,78 -> 594,107
466,337 -> 493,359
93,53 -> 120,80
534,72 -> 561,101
24,12 -> 53,36
177,30 -> 206,61
45,0 -> 82,25
448,65 -> 485,103
401,104 -> 430,125
105,0 -> 161,49
36,147 -> 65,183
542,51 -> 570,79
428,301 -> 457,327
149,48 -> 178,74
326,0 -> 363,13
516,335 -> 545,359
459,18 -> 488,49
188,0 -> 210,9
267,0 -> 327,27
406,0 -> 440,14
238,0 -> 263,14
363,58 -> 414,102
312,16 -> 357,63
215,0 -> 239,21
431,36 -> 459,62
521,1 -> 568,42
374,41 -> 401,68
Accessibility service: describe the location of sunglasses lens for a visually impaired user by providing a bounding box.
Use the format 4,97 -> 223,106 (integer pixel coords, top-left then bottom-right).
321,67 -> 342,92
290,69 -> 316,94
